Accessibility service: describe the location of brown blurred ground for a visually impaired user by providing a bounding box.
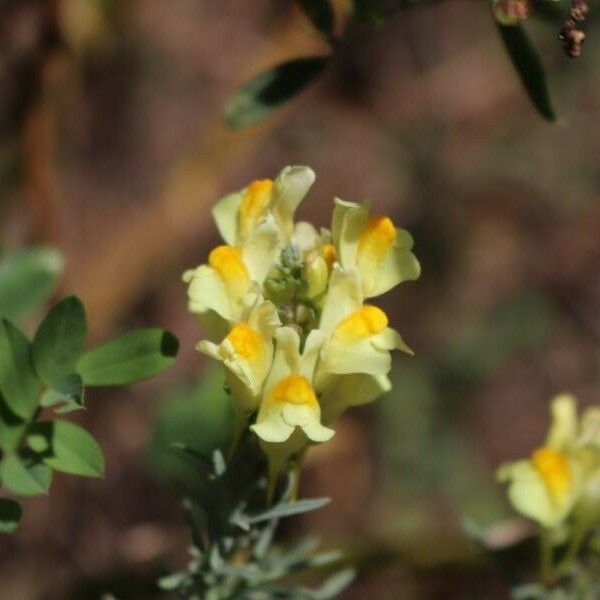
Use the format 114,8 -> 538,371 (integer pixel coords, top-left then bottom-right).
1,0 -> 600,598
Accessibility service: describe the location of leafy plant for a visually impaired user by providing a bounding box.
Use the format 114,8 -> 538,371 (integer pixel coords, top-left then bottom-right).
0,249 -> 179,533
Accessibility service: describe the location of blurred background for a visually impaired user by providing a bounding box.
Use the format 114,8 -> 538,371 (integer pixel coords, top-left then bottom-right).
1,0 -> 600,597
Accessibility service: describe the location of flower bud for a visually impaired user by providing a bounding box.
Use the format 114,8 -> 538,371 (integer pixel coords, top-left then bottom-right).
303,255 -> 328,299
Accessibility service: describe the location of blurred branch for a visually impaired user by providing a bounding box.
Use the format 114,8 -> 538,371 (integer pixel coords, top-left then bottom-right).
67,14 -> 323,339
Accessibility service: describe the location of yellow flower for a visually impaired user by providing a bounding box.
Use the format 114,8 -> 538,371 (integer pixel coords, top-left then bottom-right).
212,166 -> 316,246
497,394 -> 597,529
251,327 -> 333,444
197,301 -> 280,409
314,267 -> 411,390
183,216 -> 280,324
331,198 -> 420,298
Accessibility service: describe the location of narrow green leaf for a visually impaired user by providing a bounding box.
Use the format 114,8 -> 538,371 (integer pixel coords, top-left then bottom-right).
30,420 -> 104,477
311,568 -> 356,599
33,295 -> 87,385
77,328 -> 178,386
245,497 -> 331,524
352,0 -> 385,24
223,56 -> 329,129
297,0 -> 335,35
0,248 -> 63,321
0,498 -> 22,534
0,320 -> 39,419
0,453 -> 52,496
0,396 -> 27,452
40,373 -> 85,413
496,23 -> 555,121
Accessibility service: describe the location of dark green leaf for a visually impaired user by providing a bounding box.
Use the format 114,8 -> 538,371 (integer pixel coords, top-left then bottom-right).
352,0 -> 385,24
29,420 -> 104,477
0,320 -> 39,419
40,373 -> 85,413
0,396 -> 27,452
223,56 -> 329,129
297,0 -> 335,35
496,23 -> 555,121
0,453 -> 52,496
0,248 -> 63,321
77,328 -> 178,386
0,498 -> 22,534
33,295 -> 87,385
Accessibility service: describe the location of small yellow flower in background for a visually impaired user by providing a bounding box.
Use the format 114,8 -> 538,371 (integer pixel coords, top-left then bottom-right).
498,394 -> 600,529
184,165 -> 421,488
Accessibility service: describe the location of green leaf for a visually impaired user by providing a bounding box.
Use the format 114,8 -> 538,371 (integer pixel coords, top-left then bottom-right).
297,0 -> 335,35
0,320 -> 39,419
0,453 -> 52,496
0,498 -> 22,534
0,396 -> 27,452
29,420 -> 104,477
77,328 -> 178,386
0,248 -> 63,321
223,56 -> 329,129
352,0 -> 385,24
40,373 -> 85,413
33,295 -> 87,385
496,23 -> 555,121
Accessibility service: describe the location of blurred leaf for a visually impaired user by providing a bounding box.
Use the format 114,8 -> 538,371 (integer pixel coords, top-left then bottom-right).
26,432 -> 49,453
0,396 -> 27,452
223,57 -> 329,129
496,23 -> 555,121
352,0 -> 385,24
146,367 -> 234,494
443,291 -> 555,382
0,453 -> 52,496
0,320 -> 39,419
0,248 -> 63,321
40,373 -> 85,413
296,0 -> 334,35
30,420 -> 104,477
310,568 -> 356,599
0,498 -> 22,534
244,497 -> 330,525
33,296 -> 87,386
77,328 -> 178,385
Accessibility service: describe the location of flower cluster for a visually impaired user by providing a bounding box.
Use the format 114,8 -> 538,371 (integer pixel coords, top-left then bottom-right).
498,394 -> 600,530
183,166 -> 420,485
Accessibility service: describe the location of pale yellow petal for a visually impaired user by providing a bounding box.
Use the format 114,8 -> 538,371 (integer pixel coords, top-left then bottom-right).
186,265 -> 234,321
546,394 -> 578,451
319,266 -> 363,335
212,190 -> 243,245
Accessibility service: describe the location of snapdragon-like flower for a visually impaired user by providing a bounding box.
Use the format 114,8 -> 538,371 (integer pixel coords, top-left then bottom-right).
332,198 -> 421,298
498,394 -> 600,529
184,165 -> 421,489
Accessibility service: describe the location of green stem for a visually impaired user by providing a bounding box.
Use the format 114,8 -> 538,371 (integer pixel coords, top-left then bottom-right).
539,527 -> 554,586
556,515 -> 590,575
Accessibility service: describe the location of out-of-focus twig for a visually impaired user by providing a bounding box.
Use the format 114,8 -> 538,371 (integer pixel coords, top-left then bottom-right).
67,14 -> 326,339
559,0 -> 589,58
